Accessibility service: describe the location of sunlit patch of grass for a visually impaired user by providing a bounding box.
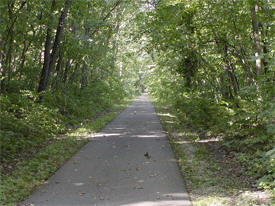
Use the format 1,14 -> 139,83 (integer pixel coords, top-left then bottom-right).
157,113 -> 177,118
0,98 -> 133,206
194,196 -> 229,206
178,131 -> 197,137
68,111 -> 122,139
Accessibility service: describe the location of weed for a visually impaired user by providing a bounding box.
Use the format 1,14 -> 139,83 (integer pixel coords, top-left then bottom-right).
0,98 -> 133,205
152,98 -> 273,206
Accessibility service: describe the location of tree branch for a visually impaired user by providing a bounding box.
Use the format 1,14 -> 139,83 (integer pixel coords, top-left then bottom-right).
91,0 -> 123,36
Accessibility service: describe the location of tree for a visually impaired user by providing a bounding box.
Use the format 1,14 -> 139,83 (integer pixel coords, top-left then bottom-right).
38,0 -> 72,92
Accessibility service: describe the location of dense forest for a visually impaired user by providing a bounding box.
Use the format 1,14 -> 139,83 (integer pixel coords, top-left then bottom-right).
0,0 -> 274,205
142,0 -> 274,188
0,0 -> 141,169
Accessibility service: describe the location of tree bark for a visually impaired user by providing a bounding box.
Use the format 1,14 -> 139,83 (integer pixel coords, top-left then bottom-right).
63,59 -> 72,84
38,0 -> 72,92
251,5 -> 262,76
81,26 -> 90,89
81,62 -> 88,88
259,22 -> 269,74
52,49 -> 64,90
68,63 -> 79,87
37,28 -> 53,92
0,0 -> 26,91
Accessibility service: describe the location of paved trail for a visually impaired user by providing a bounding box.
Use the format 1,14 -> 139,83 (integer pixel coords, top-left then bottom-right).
22,94 -> 192,206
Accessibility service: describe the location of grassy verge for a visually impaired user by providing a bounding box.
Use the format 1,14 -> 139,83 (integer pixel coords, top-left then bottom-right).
152,98 -> 273,206
0,98 -> 133,206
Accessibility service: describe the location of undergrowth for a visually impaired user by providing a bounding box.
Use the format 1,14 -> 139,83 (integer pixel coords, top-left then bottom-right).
152,98 -> 274,206
0,96 -> 133,205
149,85 -> 275,191
0,84 -> 127,173
0,81 -> 135,205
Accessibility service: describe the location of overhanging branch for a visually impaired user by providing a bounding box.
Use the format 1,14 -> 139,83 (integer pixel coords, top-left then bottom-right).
91,0 -> 124,36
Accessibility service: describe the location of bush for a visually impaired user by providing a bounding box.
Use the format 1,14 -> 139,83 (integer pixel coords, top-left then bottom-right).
0,91 -> 65,164
0,79 -> 128,170
149,81 -> 275,189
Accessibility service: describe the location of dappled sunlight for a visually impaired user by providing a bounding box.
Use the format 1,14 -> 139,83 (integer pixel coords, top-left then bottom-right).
163,193 -> 190,199
157,113 -> 176,118
113,127 -> 126,130
89,131 -> 167,140
176,138 -> 221,144
18,94 -> 193,206
238,190 -> 272,204
65,129 -> 96,139
120,199 -> 191,206
175,140 -> 194,144
167,158 -> 178,162
193,190 -> 272,206
94,133 -> 123,138
73,130 -> 170,141
134,134 -> 166,139
195,138 -> 220,143
164,120 -> 176,124
73,182 -> 84,186
194,196 -> 230,206
1,0 -> 273,203
68,133 -> 95,140
177,131 -> 197,136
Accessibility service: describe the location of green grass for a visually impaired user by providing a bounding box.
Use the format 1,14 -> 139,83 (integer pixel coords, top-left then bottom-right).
0,98 -> 133,206
151,98 -> 273,206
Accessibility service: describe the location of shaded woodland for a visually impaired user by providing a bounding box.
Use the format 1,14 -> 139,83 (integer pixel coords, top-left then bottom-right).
0,0 -> 274,204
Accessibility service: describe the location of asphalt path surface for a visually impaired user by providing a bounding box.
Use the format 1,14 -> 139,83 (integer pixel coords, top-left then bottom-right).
21,94 -> 192,206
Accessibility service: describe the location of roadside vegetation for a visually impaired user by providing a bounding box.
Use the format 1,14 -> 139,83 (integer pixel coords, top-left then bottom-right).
0,98 -> 133,205
153,99 -> 273,205
138,0 -> 274,200
0,0 -> 274,205
0,1 -> 141,205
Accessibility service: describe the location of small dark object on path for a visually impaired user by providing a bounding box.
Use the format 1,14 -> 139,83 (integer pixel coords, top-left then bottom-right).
144,152 -> 151,159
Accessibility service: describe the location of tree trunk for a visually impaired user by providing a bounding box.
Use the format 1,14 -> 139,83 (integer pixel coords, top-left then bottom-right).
38,0 -> 72,92
259,22 -> 269,74
251,5 -> 262,76
68,63 -> 79,87
37,28 -> 53,92
81,62 -> 88,88
0,1 -> 27,92
223,42 -> 239,97
63,59 -> 72,84
81,26 -> 90,89
52,49 -> 64,90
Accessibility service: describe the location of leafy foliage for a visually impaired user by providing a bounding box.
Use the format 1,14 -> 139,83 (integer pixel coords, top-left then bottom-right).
139,0 -> 275,189
0,0 -> 141,176
0,98 -> 131,205
0,0 -> 274,203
